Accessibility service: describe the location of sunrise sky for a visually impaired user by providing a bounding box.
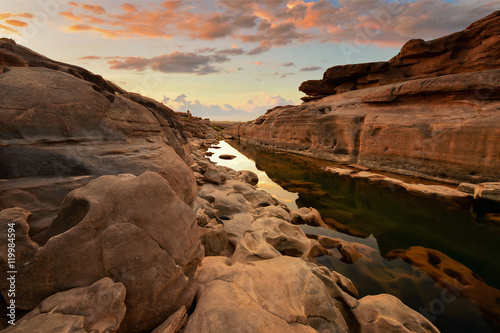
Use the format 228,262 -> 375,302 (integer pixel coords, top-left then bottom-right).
2,0 -> 499,120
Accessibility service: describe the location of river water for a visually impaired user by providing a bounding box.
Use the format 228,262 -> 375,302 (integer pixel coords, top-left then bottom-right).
207,140 -> 500,333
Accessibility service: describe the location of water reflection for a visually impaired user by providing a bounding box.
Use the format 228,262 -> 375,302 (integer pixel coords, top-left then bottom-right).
207,140 -> 500,333
207,141 -> 299,210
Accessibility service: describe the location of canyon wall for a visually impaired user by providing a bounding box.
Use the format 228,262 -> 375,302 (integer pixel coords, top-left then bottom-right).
229,11 -> 500,184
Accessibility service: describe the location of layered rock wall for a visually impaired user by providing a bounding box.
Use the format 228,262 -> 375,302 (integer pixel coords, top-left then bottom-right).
229,11 -> 500,184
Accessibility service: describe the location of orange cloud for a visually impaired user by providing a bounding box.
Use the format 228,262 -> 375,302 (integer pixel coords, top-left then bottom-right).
60,11 -> 82,21
5,20 -> 28,27
122,3 -> 137,13
0,23 -> 18,34
81,4 -> 106,15
0,12 -> 34,20
78,55 -> 102,60
0,12 -> 34,34
161,0 -> 183,10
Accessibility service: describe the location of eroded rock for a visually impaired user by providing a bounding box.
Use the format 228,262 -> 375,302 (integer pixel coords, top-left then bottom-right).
0,172 -> 204,333
3,278 -> 126,333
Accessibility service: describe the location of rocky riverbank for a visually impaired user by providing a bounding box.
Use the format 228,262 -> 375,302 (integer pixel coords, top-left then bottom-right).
0,39 -> 440,332
226,11 -> 500,185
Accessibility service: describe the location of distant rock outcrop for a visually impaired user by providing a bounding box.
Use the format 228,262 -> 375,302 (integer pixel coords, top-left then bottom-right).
299,11 -> 500,100
228,11 -> 500,184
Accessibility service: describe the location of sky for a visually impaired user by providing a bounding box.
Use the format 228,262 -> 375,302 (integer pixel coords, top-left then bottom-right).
1,0 -> 499,120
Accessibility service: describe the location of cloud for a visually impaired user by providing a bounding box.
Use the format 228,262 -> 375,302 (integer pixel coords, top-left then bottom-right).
81,4 -> 106,15
0,24 -> 18,34
300,66 -> 322,71
0,12 -> 34,34
107,51 -> 228,75
163,92 -> 297,121
282,62 -> 295,67
122,3 -> 137,13
216,48 -> 245,56
4,20 -> 28,27
60,11 -> 82,21
0,13 -> 34,19
78,55 -> 102,60
58,0 -> 500,55
247,45 -> 271,55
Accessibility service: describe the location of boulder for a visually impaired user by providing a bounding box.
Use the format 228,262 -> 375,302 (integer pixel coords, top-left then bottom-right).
199,224 -> 228,256
291,207 -> 328,228
457,182 -> 476,194
236,170 -> 259,185
203,166 -> 229,185
0,172 -> 204,333
183,256 -> 438,333
3,278 -> 126,333
352,294 -> 439,333
151,306 -> 188,333
474,182 -> 500,203
183,256 -> 351,333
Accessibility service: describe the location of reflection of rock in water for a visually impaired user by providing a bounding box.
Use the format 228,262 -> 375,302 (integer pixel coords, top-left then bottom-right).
386,246 -> 500,330
275,179 -> 328,197
323,217 -> 370,238
310,234 -> 492,332
227,139 -> 500,294
219,154 -> 237,160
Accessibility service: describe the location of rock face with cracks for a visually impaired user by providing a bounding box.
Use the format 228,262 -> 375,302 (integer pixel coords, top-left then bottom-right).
228,12 -> 500,184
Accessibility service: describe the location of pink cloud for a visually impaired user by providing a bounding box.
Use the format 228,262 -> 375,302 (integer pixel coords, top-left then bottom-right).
58,0 -> 500,54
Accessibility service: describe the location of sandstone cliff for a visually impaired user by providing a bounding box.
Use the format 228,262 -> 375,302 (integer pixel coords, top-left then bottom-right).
229,11 -> 500,184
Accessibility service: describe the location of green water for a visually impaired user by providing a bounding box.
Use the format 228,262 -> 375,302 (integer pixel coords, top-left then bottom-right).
208,140 -> 500,333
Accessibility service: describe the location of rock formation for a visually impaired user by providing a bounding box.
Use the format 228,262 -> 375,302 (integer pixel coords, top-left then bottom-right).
227,11 -> 500,184
0,37 -> 197,213
0,39 -> 440,332
0,172 -> 204,332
